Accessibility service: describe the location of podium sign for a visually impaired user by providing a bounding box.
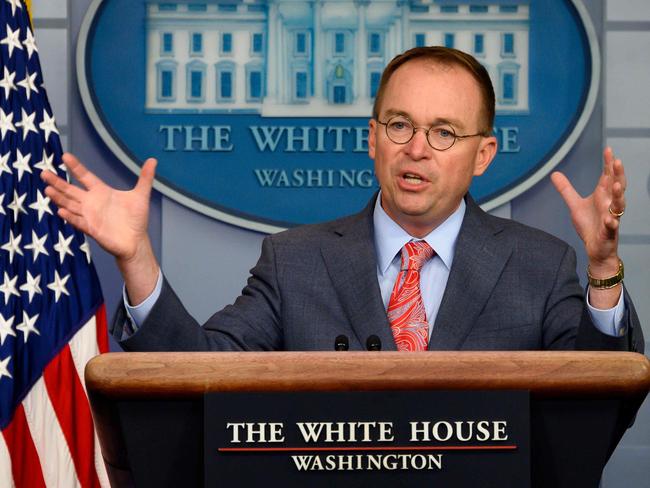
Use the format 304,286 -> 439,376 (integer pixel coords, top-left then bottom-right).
205,390 -> 530,487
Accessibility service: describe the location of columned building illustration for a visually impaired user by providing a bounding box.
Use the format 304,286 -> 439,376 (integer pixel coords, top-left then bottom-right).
145,0 -> 529,116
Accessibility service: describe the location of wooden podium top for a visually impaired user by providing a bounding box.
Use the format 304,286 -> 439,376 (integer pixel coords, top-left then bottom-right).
86,352 -> 650,487
86,351 -> 650,399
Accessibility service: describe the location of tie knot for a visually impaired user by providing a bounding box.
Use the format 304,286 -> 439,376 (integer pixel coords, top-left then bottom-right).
400,241 -> 434,271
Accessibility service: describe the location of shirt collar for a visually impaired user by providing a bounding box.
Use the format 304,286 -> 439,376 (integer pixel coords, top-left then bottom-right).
373,192 -> 466,275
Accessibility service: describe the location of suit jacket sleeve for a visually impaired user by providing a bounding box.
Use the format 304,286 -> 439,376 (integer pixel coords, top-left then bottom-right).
575,287 -> 643,352
546,244 -> 643,352
112,236 -> 284,352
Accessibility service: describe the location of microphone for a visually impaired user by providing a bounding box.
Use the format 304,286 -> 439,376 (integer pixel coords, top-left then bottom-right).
334,335 -> 349,351
366,335 -> 382,351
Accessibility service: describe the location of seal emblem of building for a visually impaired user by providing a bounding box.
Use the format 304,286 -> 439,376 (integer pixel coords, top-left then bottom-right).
78,0 -> 598,233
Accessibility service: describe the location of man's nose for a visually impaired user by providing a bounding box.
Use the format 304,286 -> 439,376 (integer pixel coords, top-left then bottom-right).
405,128 -> 431,159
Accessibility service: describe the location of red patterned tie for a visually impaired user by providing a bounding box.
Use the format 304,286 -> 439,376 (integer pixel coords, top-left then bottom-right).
388,241 -> 435,351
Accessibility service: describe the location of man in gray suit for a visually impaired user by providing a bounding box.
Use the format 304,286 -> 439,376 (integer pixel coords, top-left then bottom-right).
42,47 -> 643,353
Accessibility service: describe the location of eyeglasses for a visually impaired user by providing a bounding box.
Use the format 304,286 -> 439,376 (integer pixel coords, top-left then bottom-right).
376,115 -> 489,151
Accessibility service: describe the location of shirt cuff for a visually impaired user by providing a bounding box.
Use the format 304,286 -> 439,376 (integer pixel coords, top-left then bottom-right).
586,286 -> 626,337
122,270 -> 164,338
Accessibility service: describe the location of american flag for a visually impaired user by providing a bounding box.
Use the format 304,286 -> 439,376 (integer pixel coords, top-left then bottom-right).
0,1 -> 109,486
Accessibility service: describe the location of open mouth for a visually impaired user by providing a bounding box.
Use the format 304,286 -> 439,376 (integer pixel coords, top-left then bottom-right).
402,173 -> 425,184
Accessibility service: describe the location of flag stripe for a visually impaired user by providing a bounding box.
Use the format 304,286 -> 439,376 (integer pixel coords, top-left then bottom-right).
68,313 -> 110,487
69,315 -> 99,396
43,345 -> 101,488
23,377 -> 80,488
0,433 -> 16,488
2,404 -> 43,488
94,432 -> 110,488
96,303 -> 109,354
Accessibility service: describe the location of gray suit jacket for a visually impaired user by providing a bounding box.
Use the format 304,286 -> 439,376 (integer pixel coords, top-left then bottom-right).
114,195 -> 643,353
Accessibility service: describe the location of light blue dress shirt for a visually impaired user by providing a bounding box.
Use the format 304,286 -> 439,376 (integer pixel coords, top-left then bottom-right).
373,195 -> 464,339
125,194 -> 625,339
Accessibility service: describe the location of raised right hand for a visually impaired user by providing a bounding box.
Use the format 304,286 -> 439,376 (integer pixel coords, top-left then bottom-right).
42,152 -> 156,260
42,153 -> 160,304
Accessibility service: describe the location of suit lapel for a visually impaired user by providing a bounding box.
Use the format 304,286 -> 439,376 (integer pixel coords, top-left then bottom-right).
320,198 -> 397,351
429,196 -> 513,350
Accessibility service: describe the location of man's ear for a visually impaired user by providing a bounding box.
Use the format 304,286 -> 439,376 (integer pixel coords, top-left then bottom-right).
368,119 -> 377,160
473,135 -> 498,176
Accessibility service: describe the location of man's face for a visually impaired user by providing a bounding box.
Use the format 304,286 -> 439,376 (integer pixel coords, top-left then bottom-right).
368,59 -> 497,237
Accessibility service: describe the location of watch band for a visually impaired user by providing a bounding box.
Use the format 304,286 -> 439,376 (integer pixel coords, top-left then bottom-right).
587,260 -> 624,289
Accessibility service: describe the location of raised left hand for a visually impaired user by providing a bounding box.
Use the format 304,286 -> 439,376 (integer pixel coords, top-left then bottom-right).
551,147 -> 626,308
551,147 -> 625,272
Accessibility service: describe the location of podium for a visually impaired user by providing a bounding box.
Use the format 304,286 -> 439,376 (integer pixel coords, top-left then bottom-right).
86,351 -> 650,487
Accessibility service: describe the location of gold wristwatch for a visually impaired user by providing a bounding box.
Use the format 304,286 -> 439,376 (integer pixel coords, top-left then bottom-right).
587,260 -> 624,289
